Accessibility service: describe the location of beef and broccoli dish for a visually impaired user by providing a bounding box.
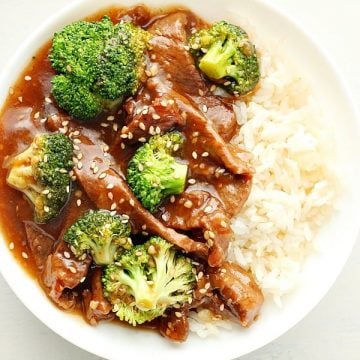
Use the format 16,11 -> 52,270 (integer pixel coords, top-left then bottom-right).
0,5 -> 265,342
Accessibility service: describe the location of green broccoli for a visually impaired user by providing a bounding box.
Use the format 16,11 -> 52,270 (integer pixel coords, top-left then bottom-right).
63,210 -> 132,265
127,132 -> 188,212
6,133 -> 73,223
102,237 -> 196,326
189,21 -> 260,95
50,17 -> 151,120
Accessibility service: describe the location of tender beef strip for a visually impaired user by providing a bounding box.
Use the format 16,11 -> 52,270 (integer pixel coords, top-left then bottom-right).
24,221 -> 54,272
208,261 -> 264,327
120,95 -> 184,145
73,129 -> 208,257
187,159 -> 252,218
158,307 -> 190,342
82,268 -> 115,325
158,190 -> 232,267
42,240 -> 92,310
147,12 -> 238,142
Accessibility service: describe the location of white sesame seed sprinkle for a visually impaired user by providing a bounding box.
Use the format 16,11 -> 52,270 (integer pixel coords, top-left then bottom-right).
69,266 -> 77,274
202,104 -> 208,113
204,205 -> 213,214
188,178 -> 196,185
201,152 -> 209,157
18,96 -> 23,103
139,122 -> 146,130
199,288 -> 207,294
64,251 -> 71,259
24,75 -> 32,81
108,192 -> 114,200
129,199 -> 135,207
22,252 -> 29,259
220,304 -> 225,311
98,172 -> 107,179
106,183 -> 114,190
192,151 -> 198,160
175,312 -> 182,318
80,277 -> 86,283
44,206 -> 50,213
184,200 -> 193,208
107,115 -> 115,121
45,97 -> 52,104
73,138 -> 81,144
152,113 -> 160,120
9,242 -> 14,250
138,137 -> 146,143
34,112 -> 40,119
110,202 -> 117,210
76,199 -> 82,207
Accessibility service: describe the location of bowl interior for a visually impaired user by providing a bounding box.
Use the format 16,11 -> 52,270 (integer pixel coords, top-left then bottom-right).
0,0 -> 359,359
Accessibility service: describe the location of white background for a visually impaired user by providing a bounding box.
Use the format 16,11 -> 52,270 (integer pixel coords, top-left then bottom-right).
0,0 -> 359,359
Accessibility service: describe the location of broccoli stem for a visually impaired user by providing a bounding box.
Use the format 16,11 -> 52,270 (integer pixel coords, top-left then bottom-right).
161,161 -> 188,197
199,39 -> 236,79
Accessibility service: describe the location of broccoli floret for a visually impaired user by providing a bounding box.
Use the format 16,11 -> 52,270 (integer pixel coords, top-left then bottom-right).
64,210 -> 132,265
102,237 -> 196,326
189,21 -> 260,95
50,17 -> 151,120
127,132 -> 188,212
6,133 -> 73,223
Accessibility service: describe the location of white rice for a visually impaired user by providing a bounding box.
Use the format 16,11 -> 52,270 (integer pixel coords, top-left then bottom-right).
189,44 -> 336,335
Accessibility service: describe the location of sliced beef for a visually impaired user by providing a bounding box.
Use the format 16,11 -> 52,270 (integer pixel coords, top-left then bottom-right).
82,268 -> 115,325
208,261 -> 264,327
158,190 -> 233,267
147,12 -> 238,142
158,307 -> 189,342
73,129 -> 208,257
24,221 -> 54,272
42,240 -> 92,310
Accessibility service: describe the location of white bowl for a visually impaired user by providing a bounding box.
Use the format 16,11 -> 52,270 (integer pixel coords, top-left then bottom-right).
0,0 -> 359,359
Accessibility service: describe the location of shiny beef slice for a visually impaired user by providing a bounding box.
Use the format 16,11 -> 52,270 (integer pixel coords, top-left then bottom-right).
208,261 -> 264,327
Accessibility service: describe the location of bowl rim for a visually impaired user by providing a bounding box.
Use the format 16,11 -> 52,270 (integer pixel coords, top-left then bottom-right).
0,0 -> 359,359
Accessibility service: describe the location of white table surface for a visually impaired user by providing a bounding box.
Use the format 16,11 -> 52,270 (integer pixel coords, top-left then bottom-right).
0,0 -> 359,359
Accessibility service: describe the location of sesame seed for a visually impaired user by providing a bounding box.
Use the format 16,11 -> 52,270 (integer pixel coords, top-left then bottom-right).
138,137 -> 146,143
152,113 -> 160,120
9,87 -> 14,95
184,200 -> 193,208
110,210 -> 117,216
204,206 -> 212,214
175,312 -> 182,318
69,266 -> 77,274
192,151 -> 198,160
188,297 -> 193,304
168,99 -> 175,105
59,127 -> 68,134
9,242 -> 14,250
148,245 -> 156,255
77,162 -> 83,170
188,178 -> 196,185
18,96 -> 23,103
138,163 -> 144,171
201,152 -> 209,157
224,81 -> 231,86
98,172 -> 107,179
199,288 -> 207,294
34,112 -> 40,119
220,304 -> 225,311
43,206 -> 50,213
73,130 -> 80,136
220,221 -> 227,228
80,277 -> 86,283
210,84 -> 217,92
43,154 -> 48,163
127,132 -> 133,140
45,97 -> 52,104
161,213 -> 168,221
110,202 -> 117,210
145,70 -> 152,77
108,192 -> 114,200
102,144 -> 110,152
106,183 -> 114,190
22,252 -> 29,259
151,54 -> 157,60
113,123 -> 118,132
64,251 -> 71,259
77,153 -> 83,160
150,64 -> 158,76
66,185 -> 70,193
120,133 -> 128,139
75,199 -> 81,207
198,89 -> 204,96
160,100 -> 168,107
173,144 -> 179,152
40,118 -> 47,123
204,282 -> 211,290
101,122 -> 109,128
73,145 -> 80,151
62,120 -> 69,127
202,104 -> 208,113
107,115 -> 115,121
120,143 -> 125,150
139,122 -> 146,130
129,199 -> 135,207
24,75 -> 32,81
73,138 -> 81,144
220,268 -> 227,274
197,271 -> 204,280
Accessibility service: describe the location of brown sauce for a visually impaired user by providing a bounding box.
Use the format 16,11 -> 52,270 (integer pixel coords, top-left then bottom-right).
0,4 -> 262,338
